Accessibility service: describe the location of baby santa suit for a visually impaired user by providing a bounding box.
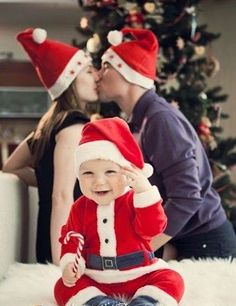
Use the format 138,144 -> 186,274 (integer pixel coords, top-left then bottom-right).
54,187 -> 184,306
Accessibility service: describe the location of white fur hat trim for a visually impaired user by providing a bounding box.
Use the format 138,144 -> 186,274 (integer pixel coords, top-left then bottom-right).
102,49 -> 154,89
75,140 -> 153,178
49,49 -> 91,100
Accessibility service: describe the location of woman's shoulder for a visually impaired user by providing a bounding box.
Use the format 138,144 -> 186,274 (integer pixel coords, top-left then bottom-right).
61,110 -> 89,128
55,111 -> 89,134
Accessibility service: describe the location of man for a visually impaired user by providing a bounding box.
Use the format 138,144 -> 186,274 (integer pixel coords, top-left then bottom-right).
97,27 -> 236,260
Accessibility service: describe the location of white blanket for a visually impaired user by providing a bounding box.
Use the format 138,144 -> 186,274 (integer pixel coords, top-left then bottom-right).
0,259 -> 235,306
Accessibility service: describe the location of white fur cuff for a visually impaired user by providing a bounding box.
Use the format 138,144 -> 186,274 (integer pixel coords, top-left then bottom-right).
133,285 -> 177,306
134,186 -> 162,208
66,286 -> 106,306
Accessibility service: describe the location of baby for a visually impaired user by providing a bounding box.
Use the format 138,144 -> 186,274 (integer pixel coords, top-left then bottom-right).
54,117 -> 184,306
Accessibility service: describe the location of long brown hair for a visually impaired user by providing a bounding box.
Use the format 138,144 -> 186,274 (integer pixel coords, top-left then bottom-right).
30,81 -> 86,165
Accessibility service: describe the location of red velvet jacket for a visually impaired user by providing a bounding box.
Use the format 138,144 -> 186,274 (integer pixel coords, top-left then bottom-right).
59,186 -> 168,283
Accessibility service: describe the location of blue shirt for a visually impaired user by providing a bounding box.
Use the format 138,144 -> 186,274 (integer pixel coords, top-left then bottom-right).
129,89 -> 226,239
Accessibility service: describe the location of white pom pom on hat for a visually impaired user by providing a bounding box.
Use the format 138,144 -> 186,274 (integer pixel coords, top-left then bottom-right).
107,30 -> 123,46
32,28 -> 47,44
142,163 -> 154,178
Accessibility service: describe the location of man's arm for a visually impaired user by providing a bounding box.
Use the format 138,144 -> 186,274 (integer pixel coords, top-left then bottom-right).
143,112 -> 203,238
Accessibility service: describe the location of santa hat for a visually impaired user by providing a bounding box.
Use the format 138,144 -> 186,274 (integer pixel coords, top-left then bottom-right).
17,28 -> 92,100
75,117 -> 153,178
101,27 -> 158,89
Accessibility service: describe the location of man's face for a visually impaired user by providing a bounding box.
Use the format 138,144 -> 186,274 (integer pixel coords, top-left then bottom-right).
97,62 -> 128,102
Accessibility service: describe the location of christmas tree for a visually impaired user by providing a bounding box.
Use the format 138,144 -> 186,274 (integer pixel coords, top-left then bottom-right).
75,0 -> 236,229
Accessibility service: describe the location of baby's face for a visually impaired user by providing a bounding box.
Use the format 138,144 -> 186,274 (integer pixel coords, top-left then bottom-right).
79,159 -> 127,205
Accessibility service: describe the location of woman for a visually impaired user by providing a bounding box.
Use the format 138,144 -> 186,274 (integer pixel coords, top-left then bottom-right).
3,28 -> 99,265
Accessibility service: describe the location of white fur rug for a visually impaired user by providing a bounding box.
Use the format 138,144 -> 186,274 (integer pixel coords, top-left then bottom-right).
0,259 -> 235,306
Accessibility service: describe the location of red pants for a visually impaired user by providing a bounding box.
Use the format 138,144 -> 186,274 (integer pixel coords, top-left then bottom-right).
54,268 -> 184,306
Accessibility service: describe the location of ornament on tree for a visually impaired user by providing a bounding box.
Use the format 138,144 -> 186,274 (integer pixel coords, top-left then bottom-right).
80,16 -> 89,29
170,100 -> 180,109
185,6 -> 195,15
199,92 -> 208,100
195,45 -> 205,56
176,37 -> 185,50
205,55 -> 220,77
198,116 -> 217,150
86,33 -> 101,53
125,6 -> 144,28
143,2 -> 156,14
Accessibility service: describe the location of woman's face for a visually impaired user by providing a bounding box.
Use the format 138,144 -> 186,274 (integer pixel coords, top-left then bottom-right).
74,65 -> 99,104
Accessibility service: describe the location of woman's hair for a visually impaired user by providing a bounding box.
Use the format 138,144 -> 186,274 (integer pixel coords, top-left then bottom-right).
30,81 -> 85,165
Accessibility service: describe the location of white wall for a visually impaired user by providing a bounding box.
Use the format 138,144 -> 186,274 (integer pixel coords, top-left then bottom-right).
199,0 -> 236,180
199,0 -> 236,138
0,1 -> 83,60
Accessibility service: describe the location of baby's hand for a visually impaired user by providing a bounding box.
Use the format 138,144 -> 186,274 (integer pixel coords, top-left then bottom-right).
121,165 -> 152,194
62,262 -> 79,287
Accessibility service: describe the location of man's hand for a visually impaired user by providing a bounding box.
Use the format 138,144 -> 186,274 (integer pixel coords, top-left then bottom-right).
151,233 -> 172,250
151,233 -> 178,260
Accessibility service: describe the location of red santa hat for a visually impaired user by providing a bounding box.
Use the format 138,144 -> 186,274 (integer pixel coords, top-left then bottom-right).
101,27 -> 158,89
17,28 -> 92,100
75,117 -> 153,178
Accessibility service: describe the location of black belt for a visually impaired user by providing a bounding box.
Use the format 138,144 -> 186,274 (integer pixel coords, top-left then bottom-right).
87,251 -> 155,270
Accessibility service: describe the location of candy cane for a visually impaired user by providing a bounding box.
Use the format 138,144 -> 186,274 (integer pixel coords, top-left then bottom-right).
64,231 -> 84,274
